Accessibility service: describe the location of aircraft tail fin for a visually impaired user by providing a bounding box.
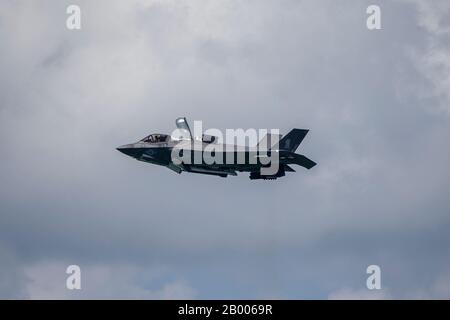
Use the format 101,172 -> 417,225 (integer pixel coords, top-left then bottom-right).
279,129 -> 309,152
256,133 -> 282,149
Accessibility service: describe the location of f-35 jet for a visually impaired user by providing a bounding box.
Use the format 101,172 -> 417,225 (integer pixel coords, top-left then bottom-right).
117,118 -> 316,180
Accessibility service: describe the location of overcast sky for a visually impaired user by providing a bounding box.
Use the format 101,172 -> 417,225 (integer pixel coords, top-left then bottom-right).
1,0 -> 450,299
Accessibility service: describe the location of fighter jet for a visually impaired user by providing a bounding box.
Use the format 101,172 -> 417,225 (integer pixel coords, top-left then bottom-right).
117,118 -> 316,180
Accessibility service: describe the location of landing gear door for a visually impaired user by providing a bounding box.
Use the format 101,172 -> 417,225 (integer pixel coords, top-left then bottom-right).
174,117 -> 193,140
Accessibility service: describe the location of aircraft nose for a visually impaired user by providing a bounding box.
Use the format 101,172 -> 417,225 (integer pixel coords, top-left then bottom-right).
116,144 -> 135,157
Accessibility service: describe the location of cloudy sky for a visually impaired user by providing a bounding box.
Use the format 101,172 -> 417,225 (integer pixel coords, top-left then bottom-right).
0,0 -> 450,299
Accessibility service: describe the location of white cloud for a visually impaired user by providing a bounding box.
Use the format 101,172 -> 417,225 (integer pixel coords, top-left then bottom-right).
415,44 -> 450,114
24,261 -> 196,299
402,0 -> 450,35
328,288 -> 391,300
399,0 -> 450,113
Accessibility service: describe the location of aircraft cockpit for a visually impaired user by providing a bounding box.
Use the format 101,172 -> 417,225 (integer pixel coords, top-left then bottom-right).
140,134 -> 170,144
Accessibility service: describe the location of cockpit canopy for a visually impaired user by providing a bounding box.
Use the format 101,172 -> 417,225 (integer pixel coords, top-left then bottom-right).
140,134 -> 170,143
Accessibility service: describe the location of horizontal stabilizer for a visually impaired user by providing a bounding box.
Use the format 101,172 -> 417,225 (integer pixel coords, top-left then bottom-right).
284,165 -> 296,172
291,153 -> 316,169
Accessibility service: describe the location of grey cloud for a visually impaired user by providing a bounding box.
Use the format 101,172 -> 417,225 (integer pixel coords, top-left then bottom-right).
0,0 -> 449,299
0,245 -> 29,299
